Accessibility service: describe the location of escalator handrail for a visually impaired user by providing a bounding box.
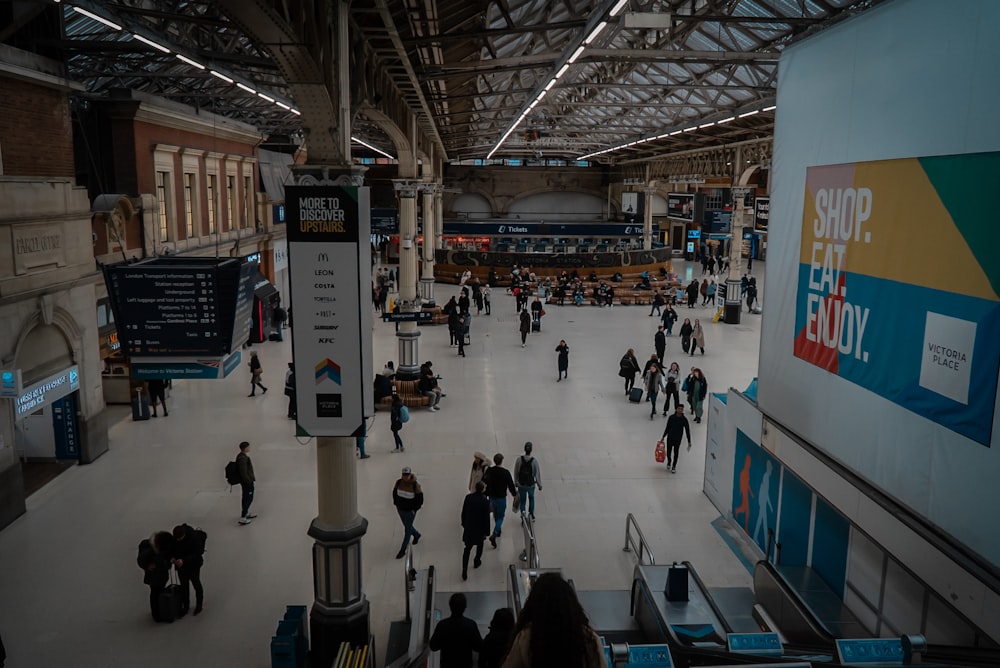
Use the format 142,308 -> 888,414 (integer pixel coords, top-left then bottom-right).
520,511 -> 540,568
623,513 -> 657,565
508,564 -> 524,617
682,560 -> 734,635
753,559 -> 837,651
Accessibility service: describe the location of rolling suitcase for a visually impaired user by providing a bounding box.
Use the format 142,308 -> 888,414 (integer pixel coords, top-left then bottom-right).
665,562 -> 689,601
131,388 -> 150,421
629,387 -> 643,403
158,571 -> 187,622
531,320 -> 541,332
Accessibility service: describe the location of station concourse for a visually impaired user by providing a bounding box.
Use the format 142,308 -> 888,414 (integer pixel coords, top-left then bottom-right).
0,260 -> 764,667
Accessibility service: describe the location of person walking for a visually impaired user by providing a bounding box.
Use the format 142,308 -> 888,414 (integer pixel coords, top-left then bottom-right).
518,309 -> 531,348
460,481 -> 491,580
618,348 -> 640,395
483,284 -> 492,315
479,607 -> 516,668
483,453 -> 517,548
457,311 -> 469,357
170,524 -> 207,615
746,275 -> 759,312
284,362 -> 296,419
530,296 -> 543,330
390,394 -> 405,453
392,466 -> 423,559
469,452 -> 490,491
501,572 -> 607,668
649,289 -> 665,317
660,404 -> 692,473
662,303 -> 678,335
705,278 -> 717,306
685,279 -> 699,308
643,363 -> 664,420
147,378 -> 168,417
662,361 -> 681,415
555,340 -> 569,381
654,326 -> 666,366
514,442 -> 542,520
247,351 -> 267,397
237,441 -> 256,524
448,307 -> 461,349
689,368 -> 708,423
428,593 -> 483,668
679,318 -> 693,355
136,531 -> 173,622
690,318 -> 706,356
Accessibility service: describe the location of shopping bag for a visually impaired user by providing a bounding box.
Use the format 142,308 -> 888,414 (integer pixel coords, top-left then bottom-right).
654,440 -> 666,463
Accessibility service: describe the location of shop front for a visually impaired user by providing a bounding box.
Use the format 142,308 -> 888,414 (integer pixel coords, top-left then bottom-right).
3,366 -> 83,461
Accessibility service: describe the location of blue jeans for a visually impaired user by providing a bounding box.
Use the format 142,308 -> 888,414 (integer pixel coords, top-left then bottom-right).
490,497 -> 507,536
648,391 -> 659,415
518,485 -> 536,517
392,429 -> 403,450
240,483 -> 255,518
397,509 -> 420,552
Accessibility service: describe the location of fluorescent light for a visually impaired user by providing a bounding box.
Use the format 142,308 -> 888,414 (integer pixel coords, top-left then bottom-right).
535,90 -> 547,102
236,83 -> 256,94
699,122 -> 715,128
718,116 -> 735,124
556,64 -> 570,79
257,92 -> 275,103
567,46 -> 585,64
584,21 -> 608,45
684,126 -> 697,132
670,130 -> 682,135
176,54 -> 205,69
72,7 -> 122,31
763,105 -> 776,112
610,0 -> 630,17
132,34 -> 170,53
351,136 -> 394,160
544,80 -> 556,91
290,108 -> 301,116
738,109 -> 759,118
276,101 -> 291,110
210,70 -> 233,83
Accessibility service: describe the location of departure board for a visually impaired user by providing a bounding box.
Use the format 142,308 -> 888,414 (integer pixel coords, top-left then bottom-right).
104,258 -> 256,357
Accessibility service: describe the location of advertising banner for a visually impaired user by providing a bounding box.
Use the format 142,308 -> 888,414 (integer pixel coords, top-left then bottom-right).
286,185 -> 370,437
667,193 -> 695,221
753,197 -> 770,232
793,152 -> 1000,446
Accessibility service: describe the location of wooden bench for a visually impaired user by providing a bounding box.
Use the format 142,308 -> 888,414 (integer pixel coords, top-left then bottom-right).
376,378 -> 432,408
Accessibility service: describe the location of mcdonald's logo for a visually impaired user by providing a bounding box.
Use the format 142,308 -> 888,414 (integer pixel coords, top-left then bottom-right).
317,252 -> 329,263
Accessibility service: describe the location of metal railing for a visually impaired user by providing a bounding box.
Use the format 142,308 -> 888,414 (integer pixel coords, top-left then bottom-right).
623,513 -> 657,565
403,545 -> 417,622
518,512 -> 540,569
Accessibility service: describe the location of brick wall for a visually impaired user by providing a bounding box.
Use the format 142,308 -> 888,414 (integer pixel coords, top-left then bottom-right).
0,77 -> 74,177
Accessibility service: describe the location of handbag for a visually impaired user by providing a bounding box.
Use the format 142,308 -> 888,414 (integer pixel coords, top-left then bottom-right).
512,495 -> 520,511
654,440 -> 666,463
539,308 -> 546,317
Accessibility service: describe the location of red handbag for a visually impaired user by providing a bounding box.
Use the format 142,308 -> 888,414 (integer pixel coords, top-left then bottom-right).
654,440 -> 666,463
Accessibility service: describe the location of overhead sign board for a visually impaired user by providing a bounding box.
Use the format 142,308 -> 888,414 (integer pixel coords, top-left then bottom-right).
382,311 -> 434,323
8,365 -> 80,419
287,185 -> 371,436
104,258 -> 255,357
754,196 -> 770,232
667,193 -> 696,221
371,208 -> 399,234
440,222 -> 656,237
131,351 -> 242,380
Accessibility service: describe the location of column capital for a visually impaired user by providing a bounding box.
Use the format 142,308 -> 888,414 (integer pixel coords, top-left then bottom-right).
393,179 -> 424,198
293,165 -> 367,187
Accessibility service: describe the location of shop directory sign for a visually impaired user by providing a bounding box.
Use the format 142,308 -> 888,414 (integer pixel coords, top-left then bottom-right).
286,185 -> 371,437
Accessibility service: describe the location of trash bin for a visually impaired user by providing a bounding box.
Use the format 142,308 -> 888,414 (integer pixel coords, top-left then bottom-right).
724,302 -> 742,325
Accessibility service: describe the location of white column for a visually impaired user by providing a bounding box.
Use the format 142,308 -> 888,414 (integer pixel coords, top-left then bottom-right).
419,184 -> 436,306
643,187 -> 656,250
393,180 -> 423,379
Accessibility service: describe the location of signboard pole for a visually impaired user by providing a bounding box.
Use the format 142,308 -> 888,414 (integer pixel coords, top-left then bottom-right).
643,186 -> 656,250
392,180 -> 424,380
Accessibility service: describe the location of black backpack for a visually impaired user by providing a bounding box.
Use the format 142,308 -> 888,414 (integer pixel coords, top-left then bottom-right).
517,457 -> 536,486
191,528 -> 208,555
225,460 -> 241,485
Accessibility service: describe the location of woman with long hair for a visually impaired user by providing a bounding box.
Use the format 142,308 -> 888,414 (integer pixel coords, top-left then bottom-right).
502,572 -> 607,668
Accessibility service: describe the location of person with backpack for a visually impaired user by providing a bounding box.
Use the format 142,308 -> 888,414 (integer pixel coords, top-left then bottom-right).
514,442 -> 542,521
390,393 -> 407,453
171,524 -> 207,615
618,348 -> 641,396
236,441 -> 256,525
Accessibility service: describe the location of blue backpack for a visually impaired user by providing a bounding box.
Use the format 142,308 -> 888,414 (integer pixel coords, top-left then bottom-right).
399,405 -> 410,423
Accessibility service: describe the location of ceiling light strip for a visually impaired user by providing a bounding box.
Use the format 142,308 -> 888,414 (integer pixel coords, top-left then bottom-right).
132,34 -> 170,53
72,6 -> 122,31
352,136 -> 395,160
176,54 -> 204,69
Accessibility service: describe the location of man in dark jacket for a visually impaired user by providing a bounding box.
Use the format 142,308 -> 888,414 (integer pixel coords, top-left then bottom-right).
460,481 -> 491,580
428,592 -> 483,668
393,467 -> 424,559
661,403 -> 692,474
171,524 -> 206,615
482,453 -> 517,547
654,325 -> 667,365
237,441 -> 256,525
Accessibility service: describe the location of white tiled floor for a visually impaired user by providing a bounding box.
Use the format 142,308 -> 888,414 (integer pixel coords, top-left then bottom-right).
0,260 -> 765,667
